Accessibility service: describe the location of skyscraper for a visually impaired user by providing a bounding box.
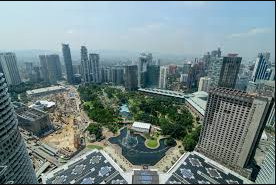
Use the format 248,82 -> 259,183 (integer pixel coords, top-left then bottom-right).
39,54 -> 62,84
197,87 -> 272,170
62,44 -> 74,84
0,52 -> 21,85
182,63 -> 192,75
256,139 -> 275,184
80,46 -> 90,83
138,53 -> 152,87
111,67 -> 124,85
0,73 -> 37,184
207,57 -> 223,88
218,54 -> 242,89
125,65 -> 138,91
198,77 -> 211,92
146,65 -> 160,87
159,66 -> 168,89
89,53 -> 100,83
187,62 -> 205,89
251,53 -> 271,82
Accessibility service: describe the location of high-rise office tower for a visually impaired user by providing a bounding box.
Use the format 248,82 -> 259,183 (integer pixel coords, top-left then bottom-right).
0,73 -> 38,184
207,57 -> 223,88
146,65 -> 160,87
62,44 -> 74,84
183,63 -> 192,75
197,87 -> 272,170
80,46 -> 90,83
111,67 -> 124,85
0,52 -> 21,85
30,66 -> 42,83
24,62 -> 33,77
73,64 -> 81,75
198,77 -> 211,92
39,54 -> 62,84
187,62 -> 205,89
89,53 -> 100,83
203,52 -> 211,72
159,66 -> 168,89
218,54 -> 242,89
138,53 -> 152,87
256,138 -> 275,184
211,48 -> 221,58
125,65 -> 138,91
105,67 -> 112,82
251,53 -> 271,82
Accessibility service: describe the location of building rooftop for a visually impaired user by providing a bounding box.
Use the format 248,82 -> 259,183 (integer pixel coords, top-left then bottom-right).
26,86 -> 67,96
132,122 -> 151,130
30,101 -> 56,109
138,88 -> 185,98
211,87 -> 256,98
184,91 -> 208,116
165,151 -> 252,184
14,104 -> 48,121
42,149 -> 129,184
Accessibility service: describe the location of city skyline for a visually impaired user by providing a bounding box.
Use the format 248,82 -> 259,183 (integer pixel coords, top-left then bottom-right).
0,1 -> 275,61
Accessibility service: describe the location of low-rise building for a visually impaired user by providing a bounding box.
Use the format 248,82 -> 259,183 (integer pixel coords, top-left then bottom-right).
26,86 -> 68,97
131,122 -> 151,133
13,102 -> 54,137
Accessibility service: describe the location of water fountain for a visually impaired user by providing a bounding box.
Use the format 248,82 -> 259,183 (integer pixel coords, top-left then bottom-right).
121,129 -> 138,148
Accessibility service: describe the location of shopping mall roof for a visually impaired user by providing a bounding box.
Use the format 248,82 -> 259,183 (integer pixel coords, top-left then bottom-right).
164,151 -> 252,184
42,149 -> 129,184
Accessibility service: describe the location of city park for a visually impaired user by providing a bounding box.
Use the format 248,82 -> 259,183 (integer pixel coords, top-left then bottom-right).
78,84 -> 202,166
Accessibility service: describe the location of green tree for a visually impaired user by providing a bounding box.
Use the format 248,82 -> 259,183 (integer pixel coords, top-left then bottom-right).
87,123 -> 102,140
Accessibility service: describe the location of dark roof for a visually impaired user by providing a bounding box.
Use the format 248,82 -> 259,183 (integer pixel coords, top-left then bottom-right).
44,150 -> 128,184
166,153 -> 247,184
132,170 -> 159,184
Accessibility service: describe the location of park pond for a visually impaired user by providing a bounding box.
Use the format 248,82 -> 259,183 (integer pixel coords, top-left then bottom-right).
119,104 -> 133,119
108,127 -> 176,166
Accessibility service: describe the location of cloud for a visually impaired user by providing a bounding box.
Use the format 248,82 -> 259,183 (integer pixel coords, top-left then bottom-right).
229,27 -> 272,38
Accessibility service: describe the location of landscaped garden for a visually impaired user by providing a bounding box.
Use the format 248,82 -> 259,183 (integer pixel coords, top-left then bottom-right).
78,84 -> 202,152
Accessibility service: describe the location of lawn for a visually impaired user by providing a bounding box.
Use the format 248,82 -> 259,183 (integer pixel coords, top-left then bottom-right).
87,145 -> 103,150
145,138 -> 158,148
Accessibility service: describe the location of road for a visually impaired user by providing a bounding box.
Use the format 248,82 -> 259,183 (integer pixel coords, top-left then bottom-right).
28,145 -> 60,167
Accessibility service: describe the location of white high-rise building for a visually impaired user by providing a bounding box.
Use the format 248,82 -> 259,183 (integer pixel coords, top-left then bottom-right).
0,73 -> 37,184
207,57 -> 223,88
198,77 -> 211,92
159,66 -> 168,89
256,138 -> 275,184
197,87 -> 272,170
0,52 -> 21,85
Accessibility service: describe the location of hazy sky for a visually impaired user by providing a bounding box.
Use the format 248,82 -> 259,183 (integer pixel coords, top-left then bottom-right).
0,1 -> 275,60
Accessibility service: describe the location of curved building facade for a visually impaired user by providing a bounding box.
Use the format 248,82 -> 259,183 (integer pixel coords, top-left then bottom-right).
0,73 -> 37,184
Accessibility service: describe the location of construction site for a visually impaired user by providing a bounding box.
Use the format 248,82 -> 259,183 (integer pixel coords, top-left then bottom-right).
22,85 -> 90,182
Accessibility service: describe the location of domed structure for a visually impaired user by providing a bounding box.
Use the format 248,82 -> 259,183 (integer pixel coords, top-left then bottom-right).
0,73 -> 37,184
